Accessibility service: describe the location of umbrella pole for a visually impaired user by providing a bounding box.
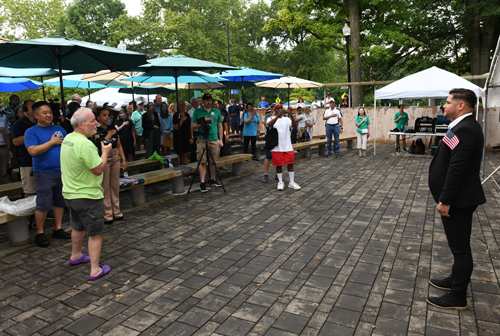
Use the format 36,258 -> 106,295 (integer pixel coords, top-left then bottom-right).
57,51 -> 65,108
40,76 -> 46,101
88,81 -> 91,100
132,82 -> 135,102
373,85 -> 376,156
188,83 -> 191,102
175,69 -> 182,166
288,84 -> 290,108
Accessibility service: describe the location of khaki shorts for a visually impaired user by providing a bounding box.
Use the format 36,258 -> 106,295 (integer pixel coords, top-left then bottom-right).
20,167 -> 36,194
298,127 -> 306,138
196,139 -> 220,164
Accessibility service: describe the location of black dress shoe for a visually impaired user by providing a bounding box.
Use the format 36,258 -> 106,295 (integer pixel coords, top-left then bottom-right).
114,216 -> 124,221
429,277 -> 452,290
104,220 -> 114,225
35,233 -> 50,247
52,228 -> 71,239
426,292 -> 467,310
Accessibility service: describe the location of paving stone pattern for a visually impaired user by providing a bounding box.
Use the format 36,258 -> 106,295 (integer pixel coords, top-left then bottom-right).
1,144 -> 500,336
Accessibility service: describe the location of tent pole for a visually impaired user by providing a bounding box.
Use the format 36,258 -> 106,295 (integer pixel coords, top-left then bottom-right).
40,76 -> 46,101
287,84 -> 290,108
482,88 -> 488,179
373,85 -> 376,156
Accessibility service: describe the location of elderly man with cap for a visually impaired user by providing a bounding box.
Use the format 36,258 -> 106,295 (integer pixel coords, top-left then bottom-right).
323,98 -> 343,158
131,97 -> 146,150
191,93 -> 224,193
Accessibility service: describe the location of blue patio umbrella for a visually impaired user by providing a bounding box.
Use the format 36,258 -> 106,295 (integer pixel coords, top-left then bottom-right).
0,77 -> 43,92
0,67 -> 73,100
219,67 -> 282,101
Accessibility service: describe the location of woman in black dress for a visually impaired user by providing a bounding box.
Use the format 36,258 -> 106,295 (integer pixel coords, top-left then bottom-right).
115,107 -> 136,162
173,100 -> 192,165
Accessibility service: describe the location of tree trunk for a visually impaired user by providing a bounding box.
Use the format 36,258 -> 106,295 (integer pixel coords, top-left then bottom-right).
348,0 -> 363,107
464,0 -> 496,87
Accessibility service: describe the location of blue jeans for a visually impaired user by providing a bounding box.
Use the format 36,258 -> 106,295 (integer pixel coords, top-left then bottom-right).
326,124 -> 340,156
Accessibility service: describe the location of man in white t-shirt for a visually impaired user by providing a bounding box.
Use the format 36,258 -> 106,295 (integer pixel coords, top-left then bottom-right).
311,97 -> 322,109
323,99 -> 343,158
267,104 -> 301,191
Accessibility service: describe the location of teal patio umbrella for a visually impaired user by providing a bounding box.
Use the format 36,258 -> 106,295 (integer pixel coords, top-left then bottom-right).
0,36 -> 147,105
127,55 -> 237,161
45,74 -> 107,99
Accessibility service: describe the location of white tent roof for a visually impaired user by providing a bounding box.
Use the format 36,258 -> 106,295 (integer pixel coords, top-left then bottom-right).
81,88 -> 167,107
375,66 -> 483,99
482,36 -> 500,107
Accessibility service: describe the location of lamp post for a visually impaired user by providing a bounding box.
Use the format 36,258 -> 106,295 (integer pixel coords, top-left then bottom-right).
216,22 -> 230,101
342,23 -> 351,107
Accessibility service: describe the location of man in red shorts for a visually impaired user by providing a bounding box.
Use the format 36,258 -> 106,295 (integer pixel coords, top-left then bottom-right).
267,104 -> 301,191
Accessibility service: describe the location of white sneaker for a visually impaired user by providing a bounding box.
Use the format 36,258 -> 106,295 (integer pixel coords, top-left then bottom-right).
288,181 -> 301,190
277,181 -> 285,190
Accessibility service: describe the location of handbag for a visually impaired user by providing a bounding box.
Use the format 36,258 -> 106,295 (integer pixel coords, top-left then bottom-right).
301,130 -> 311,142
265,126 -> 279,150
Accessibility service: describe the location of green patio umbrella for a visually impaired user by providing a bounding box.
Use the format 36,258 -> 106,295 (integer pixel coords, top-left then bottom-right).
0,36 -> 147,105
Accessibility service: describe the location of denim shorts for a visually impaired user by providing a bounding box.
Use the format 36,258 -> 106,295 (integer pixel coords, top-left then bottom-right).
65,198 -> 105,237
33,172 -> 66,211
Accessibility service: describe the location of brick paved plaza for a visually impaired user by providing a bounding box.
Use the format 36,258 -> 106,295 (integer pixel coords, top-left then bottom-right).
1,144 -> 500,336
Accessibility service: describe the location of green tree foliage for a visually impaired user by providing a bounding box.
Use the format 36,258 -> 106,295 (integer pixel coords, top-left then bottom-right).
0,0 -> 65,40
61,0 -> 126,45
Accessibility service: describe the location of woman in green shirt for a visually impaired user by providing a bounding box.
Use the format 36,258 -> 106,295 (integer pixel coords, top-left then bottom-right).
355,107 -> 371,157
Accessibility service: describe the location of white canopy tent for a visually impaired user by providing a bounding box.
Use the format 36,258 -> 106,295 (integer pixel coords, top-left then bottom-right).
373,66 -> 483,155
481,35 -> 500,180
81,87 -> 167,107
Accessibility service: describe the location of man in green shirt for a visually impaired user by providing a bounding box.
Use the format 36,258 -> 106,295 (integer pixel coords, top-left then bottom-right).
191,93 -> 223,193
61,108 -> 112,281
394,104 -> 409,151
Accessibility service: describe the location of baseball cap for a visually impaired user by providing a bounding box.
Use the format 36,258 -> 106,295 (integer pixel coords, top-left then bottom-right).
326,92 -> 331,95
297,106 -> 302,110
273,104 -> 283,110
136,96 -> 145,104
330,98 -> 335,103
202,93 -> 212,100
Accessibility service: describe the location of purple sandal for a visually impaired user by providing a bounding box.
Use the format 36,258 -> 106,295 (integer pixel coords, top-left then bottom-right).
68,253 -> 90,265
89,264 -> 111,281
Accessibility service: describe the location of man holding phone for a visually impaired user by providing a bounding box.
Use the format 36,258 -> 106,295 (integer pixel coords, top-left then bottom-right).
267,104 -> 301,191
25,101 -> 71,247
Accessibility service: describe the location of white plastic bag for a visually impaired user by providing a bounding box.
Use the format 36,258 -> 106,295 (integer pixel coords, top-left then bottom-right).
0,195 -> 37,217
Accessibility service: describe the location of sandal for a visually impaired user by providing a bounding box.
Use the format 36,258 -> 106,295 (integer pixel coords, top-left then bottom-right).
88,264 -> 111,280
68,253 -> 90,265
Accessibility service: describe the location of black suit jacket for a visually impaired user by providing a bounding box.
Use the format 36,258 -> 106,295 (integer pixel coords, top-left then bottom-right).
428,115 -> 486,208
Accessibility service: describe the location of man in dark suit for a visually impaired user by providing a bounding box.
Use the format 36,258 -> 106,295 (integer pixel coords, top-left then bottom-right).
427,88 -> 486,310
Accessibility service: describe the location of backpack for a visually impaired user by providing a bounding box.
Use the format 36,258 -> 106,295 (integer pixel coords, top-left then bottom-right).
265,126 -> 279,150
412,138 -> 425,154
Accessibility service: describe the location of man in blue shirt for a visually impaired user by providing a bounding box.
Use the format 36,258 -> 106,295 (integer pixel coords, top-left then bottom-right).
258,96 -> 269,109
25,101 -> 71,247
242,102 -> 261,161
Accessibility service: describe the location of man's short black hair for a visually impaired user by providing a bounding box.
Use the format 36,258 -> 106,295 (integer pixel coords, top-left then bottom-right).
449,88 -> 476,109
32,101 -> 50,114
398,104 -> 404,108
9,94 -> 19,102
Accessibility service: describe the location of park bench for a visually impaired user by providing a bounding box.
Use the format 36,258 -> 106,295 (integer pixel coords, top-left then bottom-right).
0,182 -> 23,198
124,153 -> 253,206
313,134 -> 357,149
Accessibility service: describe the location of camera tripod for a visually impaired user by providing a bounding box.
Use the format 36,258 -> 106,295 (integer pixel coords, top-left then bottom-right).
187,137 -> 226,194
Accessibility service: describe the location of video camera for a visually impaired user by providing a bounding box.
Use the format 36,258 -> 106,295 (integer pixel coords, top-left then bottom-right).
197,117 -> 213,139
